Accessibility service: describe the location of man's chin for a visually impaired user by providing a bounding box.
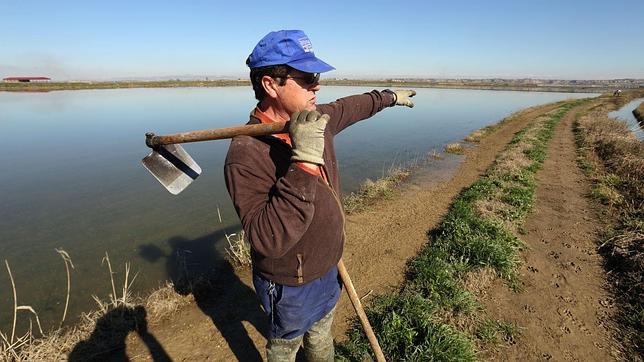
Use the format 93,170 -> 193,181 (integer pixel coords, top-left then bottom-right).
294,104 -> 317,113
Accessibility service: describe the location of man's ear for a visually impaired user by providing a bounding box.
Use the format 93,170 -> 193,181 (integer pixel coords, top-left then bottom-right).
261,75 -> 279,99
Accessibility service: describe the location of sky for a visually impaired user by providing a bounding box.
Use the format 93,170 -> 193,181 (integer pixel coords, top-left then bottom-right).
1,0 -> 643,80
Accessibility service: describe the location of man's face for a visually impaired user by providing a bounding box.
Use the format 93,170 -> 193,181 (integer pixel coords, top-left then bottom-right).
275,69 -> 321,114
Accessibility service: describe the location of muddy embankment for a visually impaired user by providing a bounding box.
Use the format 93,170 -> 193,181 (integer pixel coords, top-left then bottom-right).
339,90 -> 644,361
633,102 -> 644,123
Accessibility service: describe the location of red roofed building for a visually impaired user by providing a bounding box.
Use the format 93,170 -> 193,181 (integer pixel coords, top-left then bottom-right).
3,76 -> 51,83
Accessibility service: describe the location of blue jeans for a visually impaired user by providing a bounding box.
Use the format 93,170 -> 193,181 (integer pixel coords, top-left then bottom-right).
253,266 -> 341,361
253,266 -> 341,339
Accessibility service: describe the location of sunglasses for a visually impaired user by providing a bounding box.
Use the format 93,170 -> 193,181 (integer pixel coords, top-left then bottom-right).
283,72 -> 320,85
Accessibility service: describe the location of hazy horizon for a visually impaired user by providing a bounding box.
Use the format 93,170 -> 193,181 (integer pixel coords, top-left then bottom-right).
4,74 -> 644,82
2,0 -> 643,81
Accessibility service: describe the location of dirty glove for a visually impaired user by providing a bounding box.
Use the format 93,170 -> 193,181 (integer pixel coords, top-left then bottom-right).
289,110 -> 329,165
384,89 -> 417,108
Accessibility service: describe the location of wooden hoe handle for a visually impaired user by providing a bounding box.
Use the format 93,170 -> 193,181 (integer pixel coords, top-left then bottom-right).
337,259 -> 386,362
145,121 -> 290,147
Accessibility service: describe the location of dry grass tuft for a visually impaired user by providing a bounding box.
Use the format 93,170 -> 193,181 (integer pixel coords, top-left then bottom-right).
145,281 -> 194,321
592,184 -> 625,206
427,149 -> 442,160
445,143 -> 464,154
474,199 -> 510,221
578,109 -> 644,205
343,167 -> 411,213
494,148 -> 533,174
225,231 -> 252,268
216,206 -> 252,269
461,267 -> 498,297
7,327 -> 86,362
99,252 -> 139,308
1,260 -> 45,360
465,130 -> 486,143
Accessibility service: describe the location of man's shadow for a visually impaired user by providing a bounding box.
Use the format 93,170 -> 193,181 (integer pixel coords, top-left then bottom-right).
68,305 -> 171,361
138,230 -> 268,361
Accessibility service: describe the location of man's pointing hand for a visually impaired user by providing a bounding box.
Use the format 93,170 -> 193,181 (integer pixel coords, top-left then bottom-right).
393,89 -> 417,108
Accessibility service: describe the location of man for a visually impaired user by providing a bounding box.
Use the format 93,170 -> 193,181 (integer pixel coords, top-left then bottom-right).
224,29 -> 415,361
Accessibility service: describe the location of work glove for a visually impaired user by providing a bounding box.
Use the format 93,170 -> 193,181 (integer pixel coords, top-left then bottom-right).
289,110 -> 329,165
387,89 -> 417,108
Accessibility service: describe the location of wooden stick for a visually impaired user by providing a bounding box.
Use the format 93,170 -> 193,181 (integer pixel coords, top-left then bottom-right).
337,259 -> 386,362
146,121 -> 289,147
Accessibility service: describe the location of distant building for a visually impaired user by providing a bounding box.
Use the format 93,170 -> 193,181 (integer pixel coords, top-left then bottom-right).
3,76 -> 51,83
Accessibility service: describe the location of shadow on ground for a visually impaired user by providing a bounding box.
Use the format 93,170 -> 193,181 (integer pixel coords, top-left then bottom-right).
139,231 -> 268,360
68,305 -> 171,361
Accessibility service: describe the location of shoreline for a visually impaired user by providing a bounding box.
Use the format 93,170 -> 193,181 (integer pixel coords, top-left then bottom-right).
634,102 -> 644,122
1,79 -> 640,93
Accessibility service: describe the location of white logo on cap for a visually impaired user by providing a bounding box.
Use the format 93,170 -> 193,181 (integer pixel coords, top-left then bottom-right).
299,37 -> 313,53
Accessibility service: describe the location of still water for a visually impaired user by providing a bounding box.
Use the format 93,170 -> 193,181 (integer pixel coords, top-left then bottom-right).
0,86 -> 596,330
608,98 -> 644,140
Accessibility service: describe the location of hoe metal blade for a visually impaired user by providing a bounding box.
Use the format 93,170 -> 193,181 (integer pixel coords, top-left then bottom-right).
141,144 -> 201,195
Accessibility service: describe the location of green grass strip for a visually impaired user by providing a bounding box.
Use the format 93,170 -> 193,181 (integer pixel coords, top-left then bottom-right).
338,100 -> 588,361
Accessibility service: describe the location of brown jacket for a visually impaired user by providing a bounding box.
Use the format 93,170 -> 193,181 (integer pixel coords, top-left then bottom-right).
224,90 -> 395,286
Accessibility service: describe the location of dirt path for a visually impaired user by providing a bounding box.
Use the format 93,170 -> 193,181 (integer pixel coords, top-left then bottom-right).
479,103 -> 615,360
332,102 -> 560,339
122,100 -> 613,361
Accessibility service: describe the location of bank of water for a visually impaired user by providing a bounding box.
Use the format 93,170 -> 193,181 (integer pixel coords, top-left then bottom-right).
0,86 -> 596,332
608,98 -> 644,140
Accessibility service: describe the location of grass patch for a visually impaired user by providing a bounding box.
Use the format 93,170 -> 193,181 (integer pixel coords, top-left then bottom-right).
343,167 -> 411,214
338,293 -> 476,362
338,100 -> 587,360
591,183 -> 624,206
475,319 -> 519,345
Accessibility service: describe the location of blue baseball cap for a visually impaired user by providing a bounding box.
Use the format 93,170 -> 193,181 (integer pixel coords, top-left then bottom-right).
246,30 -> 335,73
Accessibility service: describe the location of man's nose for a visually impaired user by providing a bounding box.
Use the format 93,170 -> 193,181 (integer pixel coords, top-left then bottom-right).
309,82 -> 321,92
